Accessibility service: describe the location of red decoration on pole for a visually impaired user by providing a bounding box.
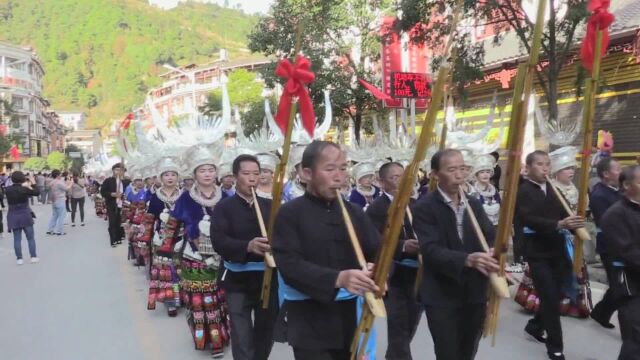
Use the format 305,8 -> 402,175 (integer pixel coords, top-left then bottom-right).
9,145 -> 19,160
274,55 -> 316,138
120,113 -> 135,130
580,0 -> 615,71
358,79 -> 393,101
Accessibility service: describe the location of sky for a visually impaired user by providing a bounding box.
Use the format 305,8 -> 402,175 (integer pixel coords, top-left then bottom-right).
215,0 -> 275,14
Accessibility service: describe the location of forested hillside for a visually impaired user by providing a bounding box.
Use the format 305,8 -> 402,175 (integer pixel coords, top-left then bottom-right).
0,0 -> 258,128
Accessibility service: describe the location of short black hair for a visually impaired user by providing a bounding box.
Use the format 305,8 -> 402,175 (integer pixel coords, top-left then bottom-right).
301,141 -> 342,170
431,149 -> 462,172
525,150 -> 548,166
232,154 -> 260,176
11,171 -> 26,184
112,163 -> 123,170
620,165 -> 640,190
596,157 -> 616,179
379,161 -> 404,179
51,169 -> 61,178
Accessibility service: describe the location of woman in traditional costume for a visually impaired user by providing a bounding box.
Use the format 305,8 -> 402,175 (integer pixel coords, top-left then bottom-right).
256,153 -> 278,199
473,154 -> 501,226
172,146 -> 230,357
146,157 -> 183,317
348,161 -> 380,209
282,144 -> 307,203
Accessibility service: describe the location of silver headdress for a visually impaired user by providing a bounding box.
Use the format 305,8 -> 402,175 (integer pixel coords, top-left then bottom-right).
549,146 -> 578,174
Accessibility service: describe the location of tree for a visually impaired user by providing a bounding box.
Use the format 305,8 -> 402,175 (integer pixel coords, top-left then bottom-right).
395,0 -> 590,120
47,151 -> 68,170
24,157 -> 47,171
200,69 -> 264,115
248,0 -> 392,143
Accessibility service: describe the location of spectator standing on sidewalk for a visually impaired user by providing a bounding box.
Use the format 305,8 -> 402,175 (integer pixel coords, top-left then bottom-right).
70,172 -> 87,227
5,171 -> 40,265
46,170 -> 72,236
35,172 -> 46,204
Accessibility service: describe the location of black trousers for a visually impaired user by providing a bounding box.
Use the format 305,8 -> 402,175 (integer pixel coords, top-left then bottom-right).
385,272 -> 422,360
293,348 -> 350,360
106,205 -> 122,246
592,253 -> 624,322
226,289 -> 278,360
0,209 -> 4,233
527,257 -> 569,354
424,303 -> 485,360
70,197 -> 85,223
618,296 -> 640,360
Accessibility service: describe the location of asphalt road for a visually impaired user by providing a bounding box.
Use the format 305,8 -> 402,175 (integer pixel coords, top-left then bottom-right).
0,201 -> 622,360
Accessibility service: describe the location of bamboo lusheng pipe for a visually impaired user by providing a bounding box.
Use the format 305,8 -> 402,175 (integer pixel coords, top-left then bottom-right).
575,29 -> 604,274
459,188 -> 510,299
260,23 -> 304,309
486,0 -> 548,345
335,190 -> 386,318
251,187 -> 268,238
349,60 -> 450,360
546,175 -> 591,243
349,1 -> 464,356
404,207 -> 423,297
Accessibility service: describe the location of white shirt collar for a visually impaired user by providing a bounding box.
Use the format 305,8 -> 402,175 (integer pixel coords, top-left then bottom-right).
384,191 -> 394,202
437,186 -> 465,206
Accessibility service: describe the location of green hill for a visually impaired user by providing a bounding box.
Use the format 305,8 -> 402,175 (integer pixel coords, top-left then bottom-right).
0,0 -> 259,128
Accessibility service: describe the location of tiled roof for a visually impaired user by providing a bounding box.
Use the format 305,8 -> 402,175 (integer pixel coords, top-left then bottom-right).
481,0 -> 640,67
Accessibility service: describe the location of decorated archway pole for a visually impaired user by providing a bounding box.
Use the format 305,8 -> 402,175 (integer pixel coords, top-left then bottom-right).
574,0 -> 614,274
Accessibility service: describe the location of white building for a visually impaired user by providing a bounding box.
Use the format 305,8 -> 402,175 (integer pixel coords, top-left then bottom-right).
58,111 -> 87,131
145,55 -> 268,122
65,129 -> 102,159
0,41 -> 52,161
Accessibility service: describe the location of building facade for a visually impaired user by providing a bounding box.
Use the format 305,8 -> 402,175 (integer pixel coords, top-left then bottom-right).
144,56 -> 268,122
0,41 -> 56,167
65,129 -> 102,159
57,111 -> 87,131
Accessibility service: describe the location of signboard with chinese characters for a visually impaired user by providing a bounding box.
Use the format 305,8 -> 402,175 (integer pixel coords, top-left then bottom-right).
390,72 -> 431,99
380,17 -> 431,108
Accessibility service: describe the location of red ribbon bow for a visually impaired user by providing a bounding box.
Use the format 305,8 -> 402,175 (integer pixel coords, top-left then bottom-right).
275,55 -> 316,138
580,0 -> 615,72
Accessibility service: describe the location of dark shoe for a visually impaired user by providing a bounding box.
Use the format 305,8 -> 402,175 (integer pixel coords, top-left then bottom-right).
525,322 -> 546,343
81,223 -> 85,227
111,244 -> 117,248
71,223 -> 76,227
46,231 -> 53,235
55,232 -> 67,236
591,309 -> 615,329
548,352 -> 565,360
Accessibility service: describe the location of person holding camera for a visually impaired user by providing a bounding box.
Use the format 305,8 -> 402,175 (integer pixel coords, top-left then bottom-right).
5,171 -> 40,265
46,170 -> 72,236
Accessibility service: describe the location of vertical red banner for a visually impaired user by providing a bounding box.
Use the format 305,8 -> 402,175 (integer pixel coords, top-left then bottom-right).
381,17 -> 403,108
408,39 -> 429,109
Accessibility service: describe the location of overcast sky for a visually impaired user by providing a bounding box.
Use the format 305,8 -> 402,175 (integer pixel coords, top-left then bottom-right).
216,0 -> 275,14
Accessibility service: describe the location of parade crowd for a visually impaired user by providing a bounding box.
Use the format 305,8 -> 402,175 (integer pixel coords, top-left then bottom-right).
79,124 -> 638,360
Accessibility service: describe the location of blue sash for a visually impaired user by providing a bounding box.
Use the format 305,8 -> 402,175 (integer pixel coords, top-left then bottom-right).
277,272 -> 377,359
223,261 -> 265,272
394,258 -> 419,268
612,261 -> 625,267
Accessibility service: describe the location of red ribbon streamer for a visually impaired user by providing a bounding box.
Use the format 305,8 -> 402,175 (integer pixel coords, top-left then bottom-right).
274,55 -> 316,138
120,113 -> 135,130
358,78 -> 393,101
580,0 -> 615,72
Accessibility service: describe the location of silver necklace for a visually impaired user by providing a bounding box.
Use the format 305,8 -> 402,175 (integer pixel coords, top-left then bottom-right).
156,187 -> 180,208
189,185 -> 221,208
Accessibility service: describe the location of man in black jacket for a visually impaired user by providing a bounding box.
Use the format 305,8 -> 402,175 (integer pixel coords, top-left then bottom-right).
273,141 -> 380,360
590,157 -> 623,328
515,150 -> 584,360
600,165 -> 640,359
211,154 -> 278,360
413,149 -> 499,360
100,163 -> 128,247
366,162 -> 420,360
